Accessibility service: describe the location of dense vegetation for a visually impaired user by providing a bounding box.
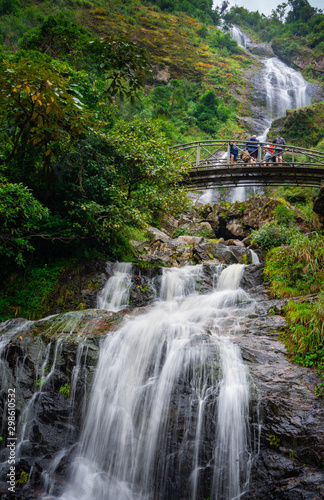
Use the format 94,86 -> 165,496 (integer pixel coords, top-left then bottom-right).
251,189 -> 324,396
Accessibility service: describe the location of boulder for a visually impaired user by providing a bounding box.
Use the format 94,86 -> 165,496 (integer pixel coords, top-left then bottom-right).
246,42 -> 275,57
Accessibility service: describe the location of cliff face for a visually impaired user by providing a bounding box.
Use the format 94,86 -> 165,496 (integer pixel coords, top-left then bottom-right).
271,38 -> 324,76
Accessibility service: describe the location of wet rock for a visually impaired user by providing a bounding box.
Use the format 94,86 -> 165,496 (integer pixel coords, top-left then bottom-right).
0,309 -> 128,494
246,42 -> 275,57
241,264 -> 264,291
223,238 -> 245,247
147,226 -> 171,242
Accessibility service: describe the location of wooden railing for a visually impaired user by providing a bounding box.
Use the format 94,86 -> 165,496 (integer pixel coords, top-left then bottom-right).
171,140 -> 324,189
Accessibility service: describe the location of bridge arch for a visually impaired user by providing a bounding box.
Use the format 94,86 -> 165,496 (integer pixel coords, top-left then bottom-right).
171,140 -> 324,189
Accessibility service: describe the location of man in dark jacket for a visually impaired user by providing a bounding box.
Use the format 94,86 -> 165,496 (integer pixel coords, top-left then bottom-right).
272,135 -> 286,165
245,135 -> 259,164
230,142 -> 239,165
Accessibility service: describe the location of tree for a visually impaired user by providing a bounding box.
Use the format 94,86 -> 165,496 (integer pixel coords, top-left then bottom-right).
0,56 -> 86,195
19,15 -> 153,103
286,0 -> 317,23
0,178 -> 49,266
193,90 -> 231,134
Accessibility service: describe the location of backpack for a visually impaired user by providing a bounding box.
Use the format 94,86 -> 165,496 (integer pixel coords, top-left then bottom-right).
240,150 -> 250,162
276,136 -> 285,145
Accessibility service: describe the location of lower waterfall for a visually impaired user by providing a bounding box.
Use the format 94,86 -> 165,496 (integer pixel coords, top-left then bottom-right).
54,264 -> 256,500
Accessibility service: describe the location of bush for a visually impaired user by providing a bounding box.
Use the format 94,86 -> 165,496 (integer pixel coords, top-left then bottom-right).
250,221 -> 295,251
264,232 -> 324,298
284,295 -> 324,397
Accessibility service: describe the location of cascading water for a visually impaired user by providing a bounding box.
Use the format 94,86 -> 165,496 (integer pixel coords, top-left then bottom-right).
96,262 -> 133,311
229,25 -> 250,48
262,57 -> 312,118
56,264 -> 254,500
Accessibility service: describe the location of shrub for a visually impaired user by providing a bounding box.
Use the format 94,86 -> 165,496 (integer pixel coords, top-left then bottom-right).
264,232 -> 324,298
250,221 -> 294,251
284,295 -> 324,397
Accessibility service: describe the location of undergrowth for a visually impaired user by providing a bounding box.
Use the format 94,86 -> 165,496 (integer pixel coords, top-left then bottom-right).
262,227 -> 324,397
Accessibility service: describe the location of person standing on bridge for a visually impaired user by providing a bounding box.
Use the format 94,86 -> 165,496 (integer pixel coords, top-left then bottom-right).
262,144 -> 275,165
272,134 -> 286,166
230,142 -> 239,165
245,135 -> 259,164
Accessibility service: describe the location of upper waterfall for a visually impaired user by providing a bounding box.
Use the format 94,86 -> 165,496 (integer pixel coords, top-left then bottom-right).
262,57 -> 312,118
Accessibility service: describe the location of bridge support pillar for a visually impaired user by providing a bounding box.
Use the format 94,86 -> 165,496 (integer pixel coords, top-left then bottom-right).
196,143 -> 200,168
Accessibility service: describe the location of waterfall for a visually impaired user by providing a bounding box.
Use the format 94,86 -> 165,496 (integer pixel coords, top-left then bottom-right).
57,264 -> 254,500
229,25 -> 249,48
250,250 -> 260,265
96,262 -> 133,311
262,58 -> 311,118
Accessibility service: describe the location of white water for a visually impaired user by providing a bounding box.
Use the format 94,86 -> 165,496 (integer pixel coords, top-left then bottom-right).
96,262 -> 133,311
58,264 -> 254,500
250,250 -> 260,265
262,57 -> 311,118
229,25 -> 250,48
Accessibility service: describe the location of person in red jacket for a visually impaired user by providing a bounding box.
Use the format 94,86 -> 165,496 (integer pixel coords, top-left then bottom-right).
262,144 -> 275,165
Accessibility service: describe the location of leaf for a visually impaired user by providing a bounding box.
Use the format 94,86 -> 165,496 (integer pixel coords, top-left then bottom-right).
45,149 -> 51,156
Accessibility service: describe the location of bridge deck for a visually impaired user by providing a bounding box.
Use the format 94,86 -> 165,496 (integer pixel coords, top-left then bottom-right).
172,140 -> 324,189
185,164 -> 324,189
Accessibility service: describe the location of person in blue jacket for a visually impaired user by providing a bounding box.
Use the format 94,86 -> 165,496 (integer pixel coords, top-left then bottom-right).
230,141 -> 239,165
245,134 -> 259,164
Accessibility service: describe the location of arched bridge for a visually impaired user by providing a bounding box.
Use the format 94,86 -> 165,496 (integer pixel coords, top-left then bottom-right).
171,140 -> 324,189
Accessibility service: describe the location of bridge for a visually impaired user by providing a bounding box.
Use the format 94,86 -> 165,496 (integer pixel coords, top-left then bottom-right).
171,140 -> 324,189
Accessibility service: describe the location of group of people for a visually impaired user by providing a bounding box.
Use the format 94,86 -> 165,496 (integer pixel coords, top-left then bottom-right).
230,134 -> 286,166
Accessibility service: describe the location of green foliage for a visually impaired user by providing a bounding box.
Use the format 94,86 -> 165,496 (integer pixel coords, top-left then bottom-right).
264,232 -> 324,298
0,178 -> 49,266
35,376 -> 46,387
0,261 -> 64,321
269,434 -> 280,448
284,295 -> 324,397
273,203 -> 296,225
251,221 -> 295,251
16,470 -> 28,486
0,0 -> 21,16
268,103 -> 324,149
144,0 -> 218,24
193,90 -> 232,134
59,382 -> 71,396
18,13 -> 89,57
209,29 -> 243,54
0,54 -> 86,170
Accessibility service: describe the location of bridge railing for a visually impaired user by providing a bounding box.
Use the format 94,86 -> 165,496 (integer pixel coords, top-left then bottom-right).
171,140 -> 324,169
